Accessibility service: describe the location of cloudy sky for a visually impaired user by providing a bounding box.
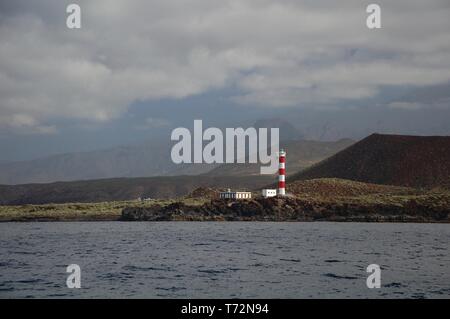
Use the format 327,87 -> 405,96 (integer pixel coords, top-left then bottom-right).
0,0 -> 450,161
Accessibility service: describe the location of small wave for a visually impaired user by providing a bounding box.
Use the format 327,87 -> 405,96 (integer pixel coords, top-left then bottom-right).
429,287 -> 450,295
323,273 -> 359,280
279,258 -> 301,263
198,269 -> 227,274
431,246 -> 447,251
46,293 -> 69,297
324,259 -> 343,263
210,239 -> 236,244
17,278 -> 44,284
155,286 -> 186,292
385,282 -> 404,288
122,265 -> 171,272
11,251 -> 35,255
252,252 -> 269,256
249,263 -> 264,267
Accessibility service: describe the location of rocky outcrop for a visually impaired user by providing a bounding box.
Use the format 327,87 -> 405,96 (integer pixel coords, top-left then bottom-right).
186,187 -> 221,199
120,196 -> 450,223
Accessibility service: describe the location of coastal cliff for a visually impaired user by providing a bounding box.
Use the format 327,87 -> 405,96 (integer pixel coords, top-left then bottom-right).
120,195 -> 450,223
2,179 -> 449,223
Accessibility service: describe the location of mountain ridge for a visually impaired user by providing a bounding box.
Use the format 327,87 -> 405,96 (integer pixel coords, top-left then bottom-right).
0,118 -> 311,184
291,133 -> 450,188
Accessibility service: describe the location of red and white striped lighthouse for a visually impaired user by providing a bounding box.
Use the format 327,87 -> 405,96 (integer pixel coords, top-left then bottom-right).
278,149 -> 286,196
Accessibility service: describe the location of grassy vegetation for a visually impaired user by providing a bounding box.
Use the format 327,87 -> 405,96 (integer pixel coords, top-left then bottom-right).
289,179 -> 450,211
295,192 -> 450,208
0,197 -> 209,222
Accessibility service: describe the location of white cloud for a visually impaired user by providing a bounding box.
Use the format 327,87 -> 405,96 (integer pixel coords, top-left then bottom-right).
0,0 -> 450,133
0,113 -> 57,134
388,102 -> 423,110
388,97 -> 450,110
136,117 -> 171,130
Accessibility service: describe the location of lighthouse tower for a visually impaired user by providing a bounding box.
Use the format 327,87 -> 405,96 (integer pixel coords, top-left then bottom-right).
278,149 -> 286,196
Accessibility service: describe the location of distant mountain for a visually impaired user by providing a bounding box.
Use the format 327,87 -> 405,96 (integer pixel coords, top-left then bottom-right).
253,118 -> 304,141
205,139 -> 354,177
0,137 -> 354,185
0,175 -> 273,205
0,118 -> 348,185
0,140 -> 213,185
291,133 -> 450,188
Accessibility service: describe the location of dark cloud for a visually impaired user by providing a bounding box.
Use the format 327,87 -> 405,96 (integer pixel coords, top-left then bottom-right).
0,0 -> 449,159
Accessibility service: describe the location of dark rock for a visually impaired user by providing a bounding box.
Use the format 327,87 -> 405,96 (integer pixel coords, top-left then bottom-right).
120,196 -> 450,222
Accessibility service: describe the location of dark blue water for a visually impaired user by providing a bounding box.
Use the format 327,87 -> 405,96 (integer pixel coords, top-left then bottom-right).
0,222 -> 449,298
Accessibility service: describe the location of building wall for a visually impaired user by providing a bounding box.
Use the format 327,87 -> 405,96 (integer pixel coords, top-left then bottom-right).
220,192 -> 252,199
262,189 -> 277,197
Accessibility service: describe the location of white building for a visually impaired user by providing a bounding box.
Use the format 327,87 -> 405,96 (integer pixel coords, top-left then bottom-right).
262,189 -> 277,198
219,189 -> 252,200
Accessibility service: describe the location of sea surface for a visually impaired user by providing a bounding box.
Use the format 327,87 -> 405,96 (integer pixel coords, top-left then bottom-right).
0,222 -> 449,299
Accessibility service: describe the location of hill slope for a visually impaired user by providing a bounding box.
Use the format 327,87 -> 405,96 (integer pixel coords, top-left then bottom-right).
0,118 -> 325,185
0,175 -> 273,205
291,134 -> 450,188
0,140 -> 218,185
287,178 -> 417,197
206,139 -> 354,176
0,137 -> 353,185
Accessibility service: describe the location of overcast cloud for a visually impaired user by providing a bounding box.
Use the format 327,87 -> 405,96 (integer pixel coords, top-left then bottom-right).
0,0 -> 450,135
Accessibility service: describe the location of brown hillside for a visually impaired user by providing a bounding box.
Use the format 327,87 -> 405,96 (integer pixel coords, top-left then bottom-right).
288,178 -> 417,197
291,134 -> 450,188
187,187 -> 220,199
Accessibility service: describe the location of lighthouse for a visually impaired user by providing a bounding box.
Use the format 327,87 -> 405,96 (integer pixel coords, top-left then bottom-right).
278,149 -> 286,196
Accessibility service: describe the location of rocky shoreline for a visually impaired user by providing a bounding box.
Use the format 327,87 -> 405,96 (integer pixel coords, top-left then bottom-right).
2,180 -> 449,223
120,196 -> 450,223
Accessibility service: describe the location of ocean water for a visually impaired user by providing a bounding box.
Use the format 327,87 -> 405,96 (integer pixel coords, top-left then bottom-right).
0,222 -> 449,299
